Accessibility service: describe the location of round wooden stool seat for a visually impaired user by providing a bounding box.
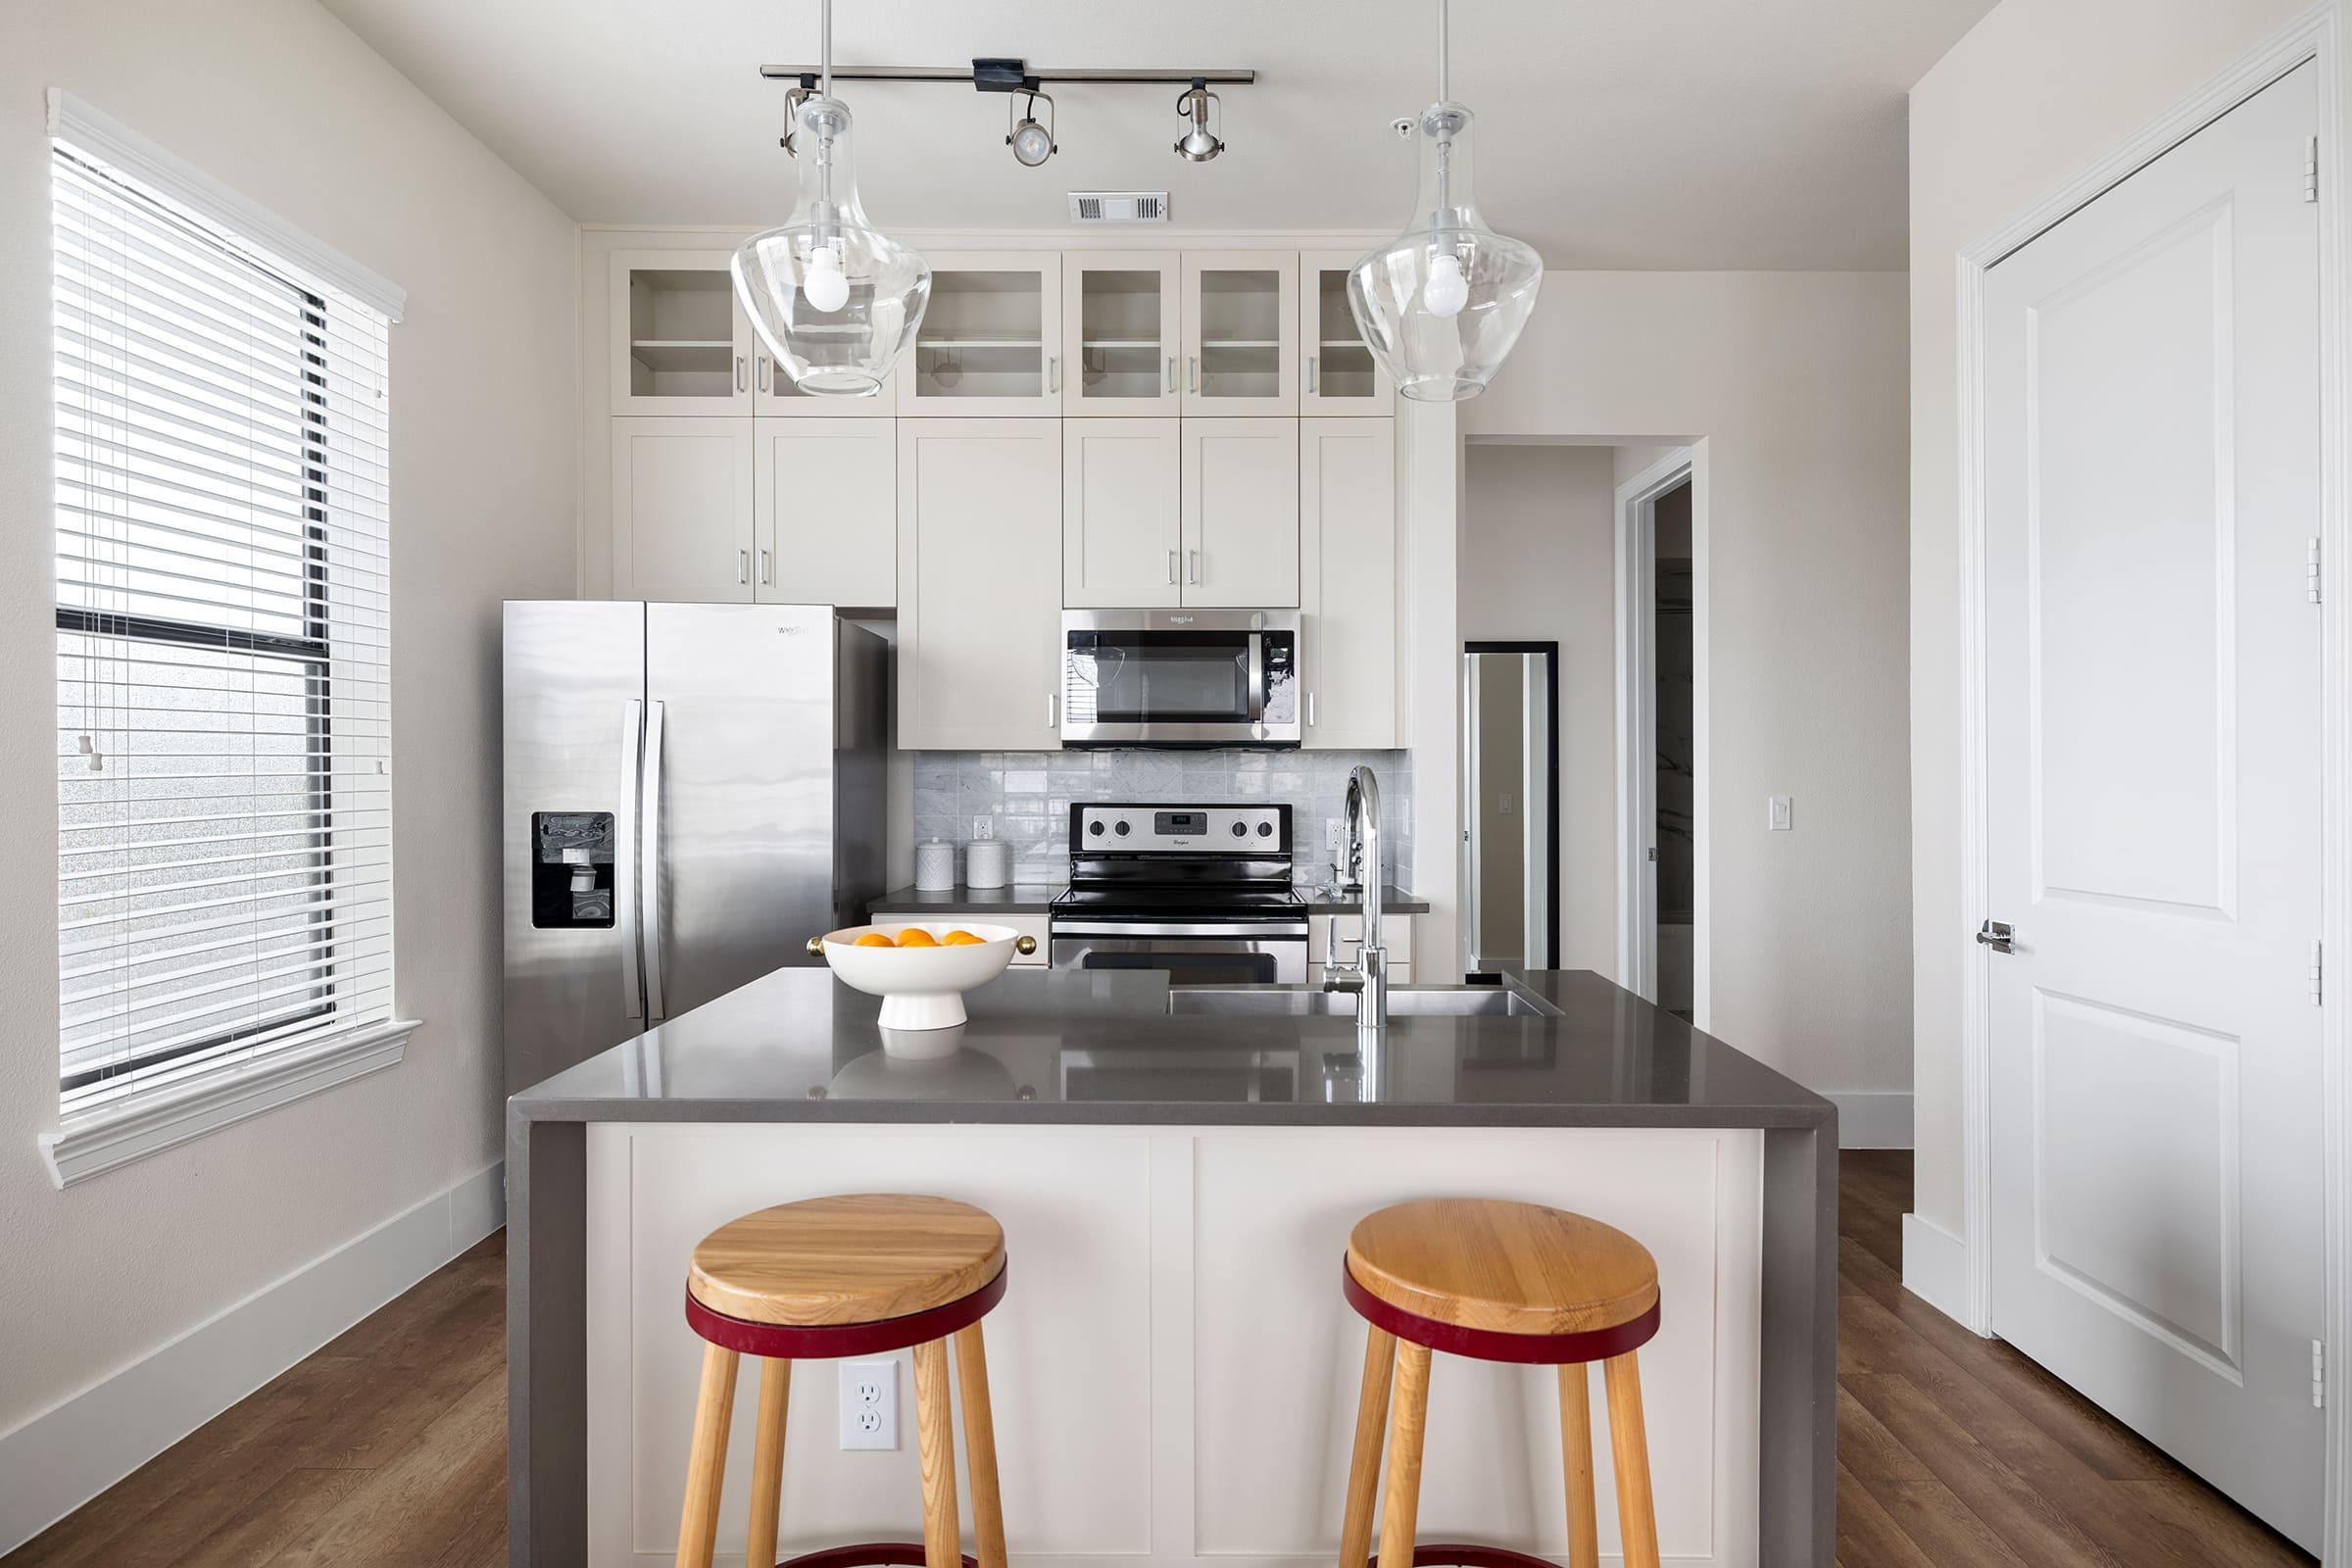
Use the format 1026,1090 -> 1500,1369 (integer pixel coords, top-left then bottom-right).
687,1193 -> 1005,1341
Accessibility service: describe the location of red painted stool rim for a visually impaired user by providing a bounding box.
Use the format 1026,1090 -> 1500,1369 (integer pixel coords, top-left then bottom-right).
686,1260 -> 1007,1359
1360,1548 -> 1560,1568
775,1546 -> 977,1568
1343,1257 -> 1661,1364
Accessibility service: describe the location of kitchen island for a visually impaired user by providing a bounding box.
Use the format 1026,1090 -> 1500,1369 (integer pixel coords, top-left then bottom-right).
507,967 -> 1835,1568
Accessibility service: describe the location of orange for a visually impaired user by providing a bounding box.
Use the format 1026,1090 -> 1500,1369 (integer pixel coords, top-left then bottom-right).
852,932 -> 894,948
893,927 -> 940,948
941,929 -> 986,946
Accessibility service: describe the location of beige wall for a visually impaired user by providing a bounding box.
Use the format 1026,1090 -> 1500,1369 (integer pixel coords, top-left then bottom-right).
1466,272 -> 1911,1102
1463,445 -> 1620,973
1907,0 -> 2310,1235
0,0 -> 577,1433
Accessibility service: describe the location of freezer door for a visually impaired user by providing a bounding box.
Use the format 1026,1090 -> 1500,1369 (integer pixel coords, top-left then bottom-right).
644,603 -> 838,1020
503,600 -> 647,1094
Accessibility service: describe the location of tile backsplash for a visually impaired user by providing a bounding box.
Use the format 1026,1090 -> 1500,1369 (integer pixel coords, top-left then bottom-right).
913,750 -> 1415,890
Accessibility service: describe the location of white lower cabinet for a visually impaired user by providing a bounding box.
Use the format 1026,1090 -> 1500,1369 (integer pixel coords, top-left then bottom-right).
1180,418 -> 1299,607
611,416 -> 756,602
898,419 -> 1064,750
1062,418 -> 1181,607
1300,417 -> 1399,747
753,417 -> 897,607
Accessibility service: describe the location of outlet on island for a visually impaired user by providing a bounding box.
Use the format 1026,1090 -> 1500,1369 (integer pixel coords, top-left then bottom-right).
838,1356 -> 899,1450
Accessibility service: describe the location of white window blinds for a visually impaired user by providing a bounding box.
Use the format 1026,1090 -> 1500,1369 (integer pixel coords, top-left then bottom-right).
52,136 -> 395,1110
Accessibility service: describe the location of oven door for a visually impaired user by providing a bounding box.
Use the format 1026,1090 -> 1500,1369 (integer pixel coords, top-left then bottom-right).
1051,919 -> 1310,986
1061,609 -> 1299,748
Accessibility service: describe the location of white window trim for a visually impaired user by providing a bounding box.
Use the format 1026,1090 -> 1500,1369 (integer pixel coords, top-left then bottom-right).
41,1017 -> 421,1188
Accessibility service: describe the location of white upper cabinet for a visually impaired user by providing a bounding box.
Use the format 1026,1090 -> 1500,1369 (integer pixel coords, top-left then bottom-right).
612,417 -> 757,602
898,419 -> 1065,750
1298,250 -> 1395,416
1181,418 -> 1298,608
612,250 -> 754,416
898,252 -> 1064,417
1064,419 -> 1182,608
754,418 -> 897,608
1299,418 -> 1398,747
1063,254 -> 1183,416
1180,251 -> 1298,416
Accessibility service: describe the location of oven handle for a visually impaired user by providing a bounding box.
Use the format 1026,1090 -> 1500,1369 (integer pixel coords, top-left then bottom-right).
1052,919 -> 1310,940
1246,631 -> 1267,722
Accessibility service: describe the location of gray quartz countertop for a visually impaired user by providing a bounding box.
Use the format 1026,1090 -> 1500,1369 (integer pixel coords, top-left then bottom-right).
867,882 -> 1431,916
508,966 -> 1833,1132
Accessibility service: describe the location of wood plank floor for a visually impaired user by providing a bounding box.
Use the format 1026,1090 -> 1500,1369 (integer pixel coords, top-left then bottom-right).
3,1156 -> 2316,1565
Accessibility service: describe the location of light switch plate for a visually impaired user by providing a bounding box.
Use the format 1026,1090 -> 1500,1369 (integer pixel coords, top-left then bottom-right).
839,1357 -> 899,1450
1767,796 -> 1793,832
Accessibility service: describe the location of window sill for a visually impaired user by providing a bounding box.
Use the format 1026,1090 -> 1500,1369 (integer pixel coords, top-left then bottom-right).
39,1018 -> 420,1189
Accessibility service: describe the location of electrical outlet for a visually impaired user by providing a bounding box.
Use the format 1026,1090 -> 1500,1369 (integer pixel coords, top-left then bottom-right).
838,1357 -> 899,1450
1767,795 -> 1793,832
970,815 -> 995,841
1325,816 -> 1344,856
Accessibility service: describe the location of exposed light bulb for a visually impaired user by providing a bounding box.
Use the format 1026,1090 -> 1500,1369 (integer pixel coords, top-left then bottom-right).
1422,251 -> 1469,318
803,246 -> 850,313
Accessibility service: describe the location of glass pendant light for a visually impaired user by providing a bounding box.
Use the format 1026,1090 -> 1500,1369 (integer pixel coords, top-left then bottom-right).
1347,0 -> 1543,401
732,0 -> 930,397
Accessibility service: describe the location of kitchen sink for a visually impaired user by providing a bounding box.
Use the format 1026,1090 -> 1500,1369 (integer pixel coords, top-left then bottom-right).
1166,984 -> 1560,1019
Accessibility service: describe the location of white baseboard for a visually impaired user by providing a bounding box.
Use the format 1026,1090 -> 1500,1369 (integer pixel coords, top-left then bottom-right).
1901,1211 -> 1977,1330
1823,1091 -> 1913,1149
0,1159 -> 505,1555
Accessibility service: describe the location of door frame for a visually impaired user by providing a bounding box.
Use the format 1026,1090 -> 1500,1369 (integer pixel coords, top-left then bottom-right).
1950,8 -> 2352,1558
1464,641 -> 1562,970
1615,448 -> 1695,1002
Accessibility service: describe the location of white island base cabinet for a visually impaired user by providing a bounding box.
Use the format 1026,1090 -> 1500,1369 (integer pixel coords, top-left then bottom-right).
585,1123 -> 1763,1567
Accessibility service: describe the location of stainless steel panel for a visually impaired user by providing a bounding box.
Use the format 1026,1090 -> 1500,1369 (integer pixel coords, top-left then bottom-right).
831,619 -> 890,932
504,601 -> 646,1094
1049,932 -> 1307,985
639,699 -> 669,1018
616,700 -> 644,1021
644,603 -> 839,1020
1060,608 -> 1302,748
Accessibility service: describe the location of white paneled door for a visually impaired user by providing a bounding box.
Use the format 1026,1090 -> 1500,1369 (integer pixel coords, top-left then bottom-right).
1984,64 -> 2323,1550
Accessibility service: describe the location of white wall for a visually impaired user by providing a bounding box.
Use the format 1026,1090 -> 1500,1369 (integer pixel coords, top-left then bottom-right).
1465,272 -> 1912,1105
1906,0 -> 2311,1236
0,0 -> 577,1446
1463,444 -> 1621,973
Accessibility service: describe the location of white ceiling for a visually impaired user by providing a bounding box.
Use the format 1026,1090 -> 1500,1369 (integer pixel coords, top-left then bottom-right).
317,0 -> 1993,270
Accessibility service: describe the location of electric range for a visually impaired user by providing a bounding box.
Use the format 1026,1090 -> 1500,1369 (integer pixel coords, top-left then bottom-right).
1049,804 -> 1309,985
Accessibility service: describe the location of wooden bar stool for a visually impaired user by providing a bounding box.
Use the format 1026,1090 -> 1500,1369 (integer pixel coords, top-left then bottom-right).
1336,1198 -> 1663,1568
674,1194 -> 1010,1568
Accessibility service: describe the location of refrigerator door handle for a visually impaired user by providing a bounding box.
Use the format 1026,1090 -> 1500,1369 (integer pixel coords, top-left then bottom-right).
616,699 -> 645,1020
641,699 -> 669,1020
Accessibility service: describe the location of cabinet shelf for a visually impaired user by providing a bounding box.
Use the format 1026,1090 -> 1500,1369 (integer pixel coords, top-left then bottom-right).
1082,338 -> 1163,350
629,339 -> 733,372
1201,339 -> 1280,350
919,337 -> 1044,351
1319,339 -> 1372,351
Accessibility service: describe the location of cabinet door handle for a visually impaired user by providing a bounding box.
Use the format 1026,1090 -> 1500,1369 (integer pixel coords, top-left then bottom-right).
1307,692 -> 1317,727
1187,356 -> 1199,394
737,549 -> 750,585
1165,356 -> 1177,395
1047,692 -> 1058,730
759,547 -> 772,585
757,355 -> 770,393
1306,354 -> 1318,395
1166,549 -> 1177,585
1049,355 -> 1061,394
1187,549 -> 1200,585
736,355 -> 749,393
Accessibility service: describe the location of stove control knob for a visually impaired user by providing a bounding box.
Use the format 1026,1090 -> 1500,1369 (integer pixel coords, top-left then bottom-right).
1231,821 -> 1248,838
1113,819 -> 1131,837
1088,820 -> 1104,837
1257,821 -> 1274,837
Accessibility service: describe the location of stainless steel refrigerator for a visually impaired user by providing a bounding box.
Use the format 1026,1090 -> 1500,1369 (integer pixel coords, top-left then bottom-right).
502,602 -> 887,1093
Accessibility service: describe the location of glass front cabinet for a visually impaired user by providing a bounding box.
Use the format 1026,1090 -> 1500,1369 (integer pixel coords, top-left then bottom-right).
1179,251 -> 1298,416
1299,249 -> 1395,416
611,249 -> 894,416
897,252 -> 1064,416
1062,254 -> 1183,416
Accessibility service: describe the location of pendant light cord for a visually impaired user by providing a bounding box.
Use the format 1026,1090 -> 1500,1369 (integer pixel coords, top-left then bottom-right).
820,0 -> 832,98
1437,0 -> 1449,102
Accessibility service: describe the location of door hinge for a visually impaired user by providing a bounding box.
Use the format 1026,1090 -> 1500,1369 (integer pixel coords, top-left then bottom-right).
2311,538 -> 2325,605
2307,135 -> 2322,203
2313,938 -> 2326,1006
2314,1340 -> 2327,1408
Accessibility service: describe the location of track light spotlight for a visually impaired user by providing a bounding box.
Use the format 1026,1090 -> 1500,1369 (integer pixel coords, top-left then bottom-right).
1006,88 -> 1056,167
1174,78 -> 1224,162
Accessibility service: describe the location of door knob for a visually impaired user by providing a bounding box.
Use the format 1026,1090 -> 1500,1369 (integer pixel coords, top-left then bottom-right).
1976,919 -> 2015,954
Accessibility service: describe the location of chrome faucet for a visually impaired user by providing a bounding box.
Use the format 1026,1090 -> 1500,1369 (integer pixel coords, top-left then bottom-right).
1322,765 -> 1388,1031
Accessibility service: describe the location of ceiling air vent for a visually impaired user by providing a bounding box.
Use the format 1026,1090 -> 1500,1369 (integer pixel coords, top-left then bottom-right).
1068,190 -> 1168,224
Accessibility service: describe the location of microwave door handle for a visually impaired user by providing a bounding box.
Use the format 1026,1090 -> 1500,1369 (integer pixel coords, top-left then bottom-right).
640,699 -> 668,1020
616,699 -> 645,1020
1247,633 -> 1267,722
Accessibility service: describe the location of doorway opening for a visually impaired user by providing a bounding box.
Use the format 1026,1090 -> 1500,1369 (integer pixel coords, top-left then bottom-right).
1461,642 -> 1559,972
1615,449 -> 1696,1009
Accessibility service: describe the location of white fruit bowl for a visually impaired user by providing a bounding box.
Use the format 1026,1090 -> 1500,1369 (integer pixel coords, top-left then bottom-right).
808,921 -> 1035,1031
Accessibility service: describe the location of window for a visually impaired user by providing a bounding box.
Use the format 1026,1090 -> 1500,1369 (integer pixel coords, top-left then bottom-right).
48,107 -> 402,1142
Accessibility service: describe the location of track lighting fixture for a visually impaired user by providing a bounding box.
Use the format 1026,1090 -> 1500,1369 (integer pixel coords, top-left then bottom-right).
1174,79 -> 1224,162
1006,88 -> 1056,168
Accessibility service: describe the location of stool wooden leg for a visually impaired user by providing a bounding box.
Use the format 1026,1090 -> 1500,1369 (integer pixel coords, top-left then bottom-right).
954,1322 -> 1008,1568
1557,1361 -> 1599,1568
1338,1324 -> 1396,1567
1602,1350 -> 1660,1568
1374,1340 -> 1432,1568
674,1342 -> 740,1568
745,1357 -> 791,1568
912,1337 -> 961,1568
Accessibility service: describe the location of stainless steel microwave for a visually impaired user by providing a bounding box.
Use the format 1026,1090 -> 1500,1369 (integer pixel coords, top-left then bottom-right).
1059,609 -> 1300,748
